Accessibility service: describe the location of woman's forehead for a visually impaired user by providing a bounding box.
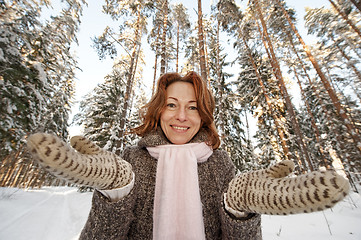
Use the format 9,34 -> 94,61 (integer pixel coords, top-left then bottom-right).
166,82 -> 196,100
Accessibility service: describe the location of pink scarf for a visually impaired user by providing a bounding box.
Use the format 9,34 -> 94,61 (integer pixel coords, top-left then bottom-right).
147,142 -> 213,240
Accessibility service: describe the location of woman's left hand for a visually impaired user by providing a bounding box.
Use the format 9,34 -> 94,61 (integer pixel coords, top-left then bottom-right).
226,160 -> 350,215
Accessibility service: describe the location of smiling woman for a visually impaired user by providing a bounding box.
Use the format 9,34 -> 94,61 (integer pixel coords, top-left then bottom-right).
75,71 -> 264,239
133,71 -> 220,149
26,71 -> 349,240
160,81 -> 202,144
134,72 -> 220,149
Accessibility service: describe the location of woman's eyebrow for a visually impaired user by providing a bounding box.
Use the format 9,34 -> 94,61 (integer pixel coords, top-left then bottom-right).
167,97 -> 197,103
167,97 -> 178,101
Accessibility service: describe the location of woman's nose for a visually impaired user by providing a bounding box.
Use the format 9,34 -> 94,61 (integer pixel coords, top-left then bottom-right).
175,108 -> 187,122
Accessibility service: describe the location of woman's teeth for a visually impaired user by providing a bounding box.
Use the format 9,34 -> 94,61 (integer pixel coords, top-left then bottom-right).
172,126 -> 188,130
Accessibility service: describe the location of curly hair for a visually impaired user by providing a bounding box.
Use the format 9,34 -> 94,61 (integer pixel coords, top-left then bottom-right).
132,71 -> 220,149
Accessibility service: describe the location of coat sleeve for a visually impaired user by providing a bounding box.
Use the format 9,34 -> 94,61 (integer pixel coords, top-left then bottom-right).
219,195 -> 262,239
218,150 -> 263,240
79,188 -> 136,240
79,147 -> 137,240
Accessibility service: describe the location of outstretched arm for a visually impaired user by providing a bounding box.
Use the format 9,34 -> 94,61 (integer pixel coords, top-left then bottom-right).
27,133 -> 133,190
226,160 -> 350,215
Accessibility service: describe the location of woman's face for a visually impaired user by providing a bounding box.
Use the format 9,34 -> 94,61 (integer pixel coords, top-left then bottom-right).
160,81 -> 202,144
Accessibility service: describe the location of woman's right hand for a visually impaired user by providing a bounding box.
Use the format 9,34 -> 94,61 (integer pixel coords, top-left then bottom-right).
27,133 -> 133,190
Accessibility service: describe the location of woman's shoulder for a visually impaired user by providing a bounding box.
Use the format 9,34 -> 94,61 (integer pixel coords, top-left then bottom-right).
211,148 -> 231,162
121,145 -> 148,163
209,149 -> 235,170
122,145 -> 145,157
212,148 -> 229,158
204,148 -> 236,187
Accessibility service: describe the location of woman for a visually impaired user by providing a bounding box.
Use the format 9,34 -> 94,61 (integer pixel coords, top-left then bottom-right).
80,71 -> 262,239
27,72 -> 349,240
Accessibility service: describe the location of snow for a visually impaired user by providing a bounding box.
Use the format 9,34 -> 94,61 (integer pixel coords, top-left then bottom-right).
0,187 -> 92,240
32,62 -> 48,84
0,187 -> 360,240
0,48 -> 5,62
262,192 -> 361,239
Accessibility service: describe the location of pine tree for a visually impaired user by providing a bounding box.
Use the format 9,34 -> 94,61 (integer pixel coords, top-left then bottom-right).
93,0 -> 151,153
183,35 -> 200,74
197,0 -> 208,81
0,0 -> 85,188
0,0 -> 84,159
304,6 -> 361,99
171,3 -> 191,73
297,3 -> 361,176
206,8 -> 252,171
159,0 -> 169,75
74,57 -> 145,153
147,11 -> 163,93
216,0 -> 294,169
273,0 -> 361,155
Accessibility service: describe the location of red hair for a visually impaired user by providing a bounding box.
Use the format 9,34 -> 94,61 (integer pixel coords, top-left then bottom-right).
133,71 -> 220,149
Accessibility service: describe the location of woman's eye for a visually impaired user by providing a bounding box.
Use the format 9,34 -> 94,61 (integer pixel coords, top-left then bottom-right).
189,106 -> 198,110
167,103 -> 176,108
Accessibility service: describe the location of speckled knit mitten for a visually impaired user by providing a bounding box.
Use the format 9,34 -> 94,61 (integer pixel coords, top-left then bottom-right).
27,133 -> 132,190
226,160 -> 350,215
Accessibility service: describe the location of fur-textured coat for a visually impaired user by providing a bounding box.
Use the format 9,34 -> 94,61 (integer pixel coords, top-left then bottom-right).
79,128 -> 262,239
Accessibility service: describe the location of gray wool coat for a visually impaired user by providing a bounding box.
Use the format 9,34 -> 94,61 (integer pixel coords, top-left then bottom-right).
79,128 -> 262,240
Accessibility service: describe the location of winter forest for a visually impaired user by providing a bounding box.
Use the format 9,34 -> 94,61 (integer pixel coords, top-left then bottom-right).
1,0 -> 361,193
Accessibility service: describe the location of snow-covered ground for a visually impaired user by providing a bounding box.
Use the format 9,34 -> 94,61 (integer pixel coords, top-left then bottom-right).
0,187 -> 360,240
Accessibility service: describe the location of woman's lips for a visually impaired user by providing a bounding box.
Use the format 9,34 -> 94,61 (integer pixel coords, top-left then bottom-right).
171,125 -> 189,131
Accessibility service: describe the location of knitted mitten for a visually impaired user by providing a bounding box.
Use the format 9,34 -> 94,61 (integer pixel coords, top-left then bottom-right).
226,160 -> 350,215
27,133 -> 133,190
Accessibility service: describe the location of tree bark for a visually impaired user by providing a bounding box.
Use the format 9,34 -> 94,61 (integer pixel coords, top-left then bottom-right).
349,0 -> 361,12
116,9 -> 142,154
160,0 -> 168,75
198,0 -> 208,82
176,22 -> 180,73
152,24 -> 162,95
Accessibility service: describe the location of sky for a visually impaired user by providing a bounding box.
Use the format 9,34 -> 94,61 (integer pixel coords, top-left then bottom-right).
61,0 -> 329,135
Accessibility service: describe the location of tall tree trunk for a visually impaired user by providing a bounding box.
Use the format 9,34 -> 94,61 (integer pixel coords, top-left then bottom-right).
242,36 -> 291,161
274,0 -> 361,153
152,54 -> 158,95
286,31 -> 329,166
331,35 -> 361,83
176,22 -> 180,73
328,0 -> 361,38
204,30 -> 211,85
127,42 -> 142,125
333,41 -> 361,101
290,35 -> 354,171
284,19 -> 360,176
198,0 -> 208,82
292,66 -> 329,166
298,48 -> 353,171
349,0 -> 361,12
253,0 -> 314,171
152,26 -> 162,95
160,0 -> 168,75
215,19 -> 225,138
116,10 -> 142,154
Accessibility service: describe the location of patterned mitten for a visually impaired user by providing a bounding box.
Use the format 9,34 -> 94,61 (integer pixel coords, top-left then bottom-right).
27,133 -> 133,190
226,160 -> 350,215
